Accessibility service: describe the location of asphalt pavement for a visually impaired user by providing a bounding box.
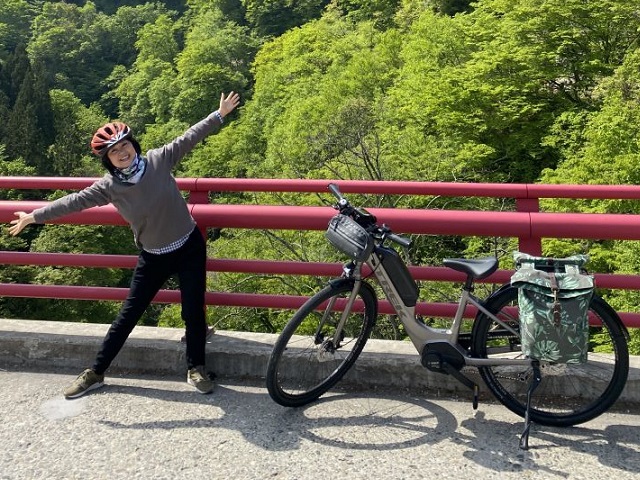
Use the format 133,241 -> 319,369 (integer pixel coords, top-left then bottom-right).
1,368 -> 639,480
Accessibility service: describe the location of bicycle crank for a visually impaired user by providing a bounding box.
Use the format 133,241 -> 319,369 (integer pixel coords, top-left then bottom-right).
421,341 -> 480,409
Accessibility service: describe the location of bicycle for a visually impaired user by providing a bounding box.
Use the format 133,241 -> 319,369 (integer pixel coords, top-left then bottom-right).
265,184 -> 630,449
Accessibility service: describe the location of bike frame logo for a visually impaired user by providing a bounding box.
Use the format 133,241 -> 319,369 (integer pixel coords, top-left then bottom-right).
369,254 -> 413,325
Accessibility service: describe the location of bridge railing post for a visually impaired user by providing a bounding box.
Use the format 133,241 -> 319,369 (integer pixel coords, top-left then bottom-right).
516,197 -> 542,255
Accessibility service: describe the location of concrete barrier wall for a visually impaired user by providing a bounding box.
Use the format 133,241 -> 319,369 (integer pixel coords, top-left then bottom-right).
1,318 -> 638,405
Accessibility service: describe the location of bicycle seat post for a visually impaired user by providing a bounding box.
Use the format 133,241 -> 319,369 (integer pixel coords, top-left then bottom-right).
463,275 -> 475,292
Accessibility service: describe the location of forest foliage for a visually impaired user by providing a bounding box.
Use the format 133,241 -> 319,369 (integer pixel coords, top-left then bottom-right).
1,0 -> 640,353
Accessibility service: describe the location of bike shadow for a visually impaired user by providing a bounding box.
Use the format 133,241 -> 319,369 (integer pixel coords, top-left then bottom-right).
281,390 -> 461,451
459,410 -> 640,476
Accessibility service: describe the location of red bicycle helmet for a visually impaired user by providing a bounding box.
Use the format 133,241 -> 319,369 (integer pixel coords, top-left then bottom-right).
91,121 -> 132,157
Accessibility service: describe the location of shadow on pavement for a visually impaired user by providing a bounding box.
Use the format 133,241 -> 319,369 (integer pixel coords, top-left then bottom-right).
96,377 -> 640,477
97,382 -> 460,452
460,411 -> 640,476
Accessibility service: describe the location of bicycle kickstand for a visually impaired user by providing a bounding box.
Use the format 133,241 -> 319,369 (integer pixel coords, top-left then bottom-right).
519,360 -> 542,450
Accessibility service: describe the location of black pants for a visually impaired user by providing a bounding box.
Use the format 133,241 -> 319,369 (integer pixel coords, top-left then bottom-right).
92,227 -> 207,374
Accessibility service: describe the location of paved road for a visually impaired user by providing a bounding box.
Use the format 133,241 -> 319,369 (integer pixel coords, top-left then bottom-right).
1,368 -> 639,480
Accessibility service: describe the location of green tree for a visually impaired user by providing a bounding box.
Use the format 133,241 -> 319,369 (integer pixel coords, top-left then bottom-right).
242,0 -> 329,37
28,1 -> 171,107
180,13 -> 416,335
5,60 -> 55,175
0,144 -> 37,199
0,84 -> 8,143
191,0 -> 247,25
381,0 -> 640,185
0,227 -> 35,319
432,0 -> 473,16
1,43 -> 30,106
0,0 -> 37,60
0,147 -> 38,318
48,89 -> 108,177
109,14 -> 180,131
541,48 -> 640,204
28,2 -> 105,103
539,47 -> 640,355
171,7 -> 257,125
235,13 -> 402,182
75,0 -> 186,16
332,0 -> 401,29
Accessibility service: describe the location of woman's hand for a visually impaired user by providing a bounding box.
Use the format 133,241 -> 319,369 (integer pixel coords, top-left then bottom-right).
218,91 -> 241,118
9,211 -> 35,236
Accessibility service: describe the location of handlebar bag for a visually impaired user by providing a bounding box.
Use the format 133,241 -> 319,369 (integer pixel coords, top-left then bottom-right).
510,252 -> 594,364
326,214 -> 373,261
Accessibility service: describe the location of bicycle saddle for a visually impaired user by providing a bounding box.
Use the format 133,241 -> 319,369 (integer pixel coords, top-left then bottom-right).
442,257 -> 498,280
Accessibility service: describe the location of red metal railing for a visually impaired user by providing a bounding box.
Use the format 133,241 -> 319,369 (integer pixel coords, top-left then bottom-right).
1,177 -> 640,328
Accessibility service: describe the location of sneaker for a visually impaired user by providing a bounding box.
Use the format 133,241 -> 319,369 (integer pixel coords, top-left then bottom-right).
63,369 -> 104,399
187,366 -> 214,394
181,325 -> 215,343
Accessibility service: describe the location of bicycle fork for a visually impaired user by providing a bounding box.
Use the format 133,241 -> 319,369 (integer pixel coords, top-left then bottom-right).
313,269 -> 363,360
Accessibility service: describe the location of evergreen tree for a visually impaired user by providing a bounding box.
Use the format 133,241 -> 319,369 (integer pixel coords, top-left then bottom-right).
0,73 -> 9,143
3,43 -> 29,106
31,61 -> 55,148
5,61 -> 54,175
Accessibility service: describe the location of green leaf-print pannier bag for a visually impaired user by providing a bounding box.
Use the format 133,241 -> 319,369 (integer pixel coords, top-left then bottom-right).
511,252 -> 594,364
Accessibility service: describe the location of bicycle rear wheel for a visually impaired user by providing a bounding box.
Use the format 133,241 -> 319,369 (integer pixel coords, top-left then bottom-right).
266,279 -> 377,407
471,285 -> 629,427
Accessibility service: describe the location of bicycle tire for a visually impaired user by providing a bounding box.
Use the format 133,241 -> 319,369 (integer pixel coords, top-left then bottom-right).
471,285 -> 629,427
266,279 -> 377,407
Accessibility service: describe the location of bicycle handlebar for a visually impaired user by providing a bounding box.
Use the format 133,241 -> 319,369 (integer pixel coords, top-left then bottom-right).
327,183 -> 344,202
387,232 -> 411,249
327,183 -> 412,249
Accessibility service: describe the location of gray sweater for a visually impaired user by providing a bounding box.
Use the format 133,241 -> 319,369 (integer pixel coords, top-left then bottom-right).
33,112 -> 222,250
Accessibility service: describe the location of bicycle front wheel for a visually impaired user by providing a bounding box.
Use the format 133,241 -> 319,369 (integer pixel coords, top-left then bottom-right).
471,285 -> 629,427
266,279 -> 377,407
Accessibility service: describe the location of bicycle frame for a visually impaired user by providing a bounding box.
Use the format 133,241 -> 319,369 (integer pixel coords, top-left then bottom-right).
340,249 -> 533,368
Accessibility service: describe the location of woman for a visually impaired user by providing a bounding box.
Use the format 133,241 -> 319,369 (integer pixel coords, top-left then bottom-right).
9,91 -> 240,398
